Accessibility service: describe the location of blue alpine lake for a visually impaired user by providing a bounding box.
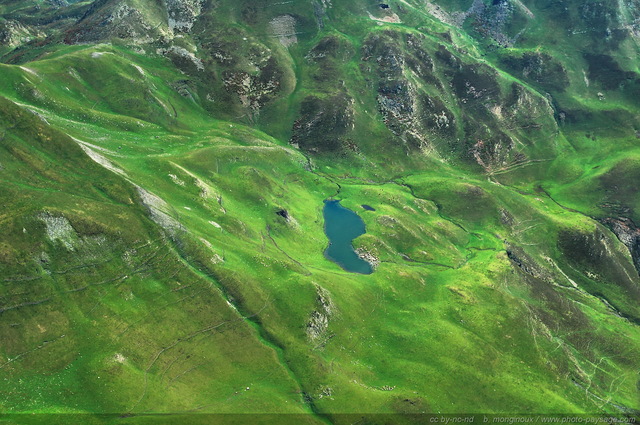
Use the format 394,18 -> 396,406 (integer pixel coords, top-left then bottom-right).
323,200 -> 373,274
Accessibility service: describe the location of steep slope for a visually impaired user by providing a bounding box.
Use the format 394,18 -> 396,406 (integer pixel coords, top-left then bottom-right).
0,88 -> 322,419
1,0 -> 640,421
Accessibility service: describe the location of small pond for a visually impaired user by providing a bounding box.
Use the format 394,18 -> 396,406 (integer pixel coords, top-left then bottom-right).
323,200 -> 373,274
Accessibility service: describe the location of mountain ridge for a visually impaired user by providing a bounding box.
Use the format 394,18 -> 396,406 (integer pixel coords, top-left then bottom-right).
1,0 -> 640,420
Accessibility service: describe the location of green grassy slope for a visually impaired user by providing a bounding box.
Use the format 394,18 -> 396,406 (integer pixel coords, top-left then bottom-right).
1,0 -> 640,421
0,93 -> 320,418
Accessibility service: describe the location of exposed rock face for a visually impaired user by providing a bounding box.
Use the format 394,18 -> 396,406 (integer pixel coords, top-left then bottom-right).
269,15 -> 297,47
3,0 -> 640,415
499,51 -> 570,93
362,31 -> 450,151
136,187 -> 183,236
355,248 -> 379,270
66,0 -> 160,43
465,0 -> 525,47
0,20 -> 39,48
182,19 -> 293,121
38,212 -> 79,251
557,227 -> 640,321
164,0 -> 203,33
506,244 -> 550,282
306,284 -> 335,344
222,55 -> 283,116
157,45 -> 204,71
602,217 -> 640,275
47,0 -> 559,166
66,0 -> 204,43
359,30 -> 556,167
290,93 -> 354,153
312,0 -> 329,29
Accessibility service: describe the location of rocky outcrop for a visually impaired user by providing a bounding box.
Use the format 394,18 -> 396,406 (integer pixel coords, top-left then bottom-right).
557,227 -> 640,321
0,20 -> 40,48
499,51 -> 570,93
269,15 -> 297,47
66,0 -> 161,43
157,45 -> 204,71
601,217 -> 640,276
355,248 -> 379,270
290,93 -> 355,153
359,30 -> 556,168
306,284 -> 335,346
164,0 -> 202,33
37,212 -> 80,251
221,55 -> 283,117
464,0 -> 530,48
362,31 -> 453,151
65,0 -> 203,43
